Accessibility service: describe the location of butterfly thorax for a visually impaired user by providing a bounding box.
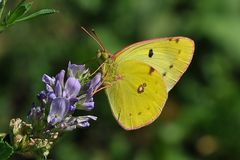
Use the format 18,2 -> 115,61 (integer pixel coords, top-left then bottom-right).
101,57 -> 121,85
97,49 -> 120,85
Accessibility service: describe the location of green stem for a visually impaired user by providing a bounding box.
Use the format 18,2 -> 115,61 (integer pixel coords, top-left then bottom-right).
0,0 -> 7,20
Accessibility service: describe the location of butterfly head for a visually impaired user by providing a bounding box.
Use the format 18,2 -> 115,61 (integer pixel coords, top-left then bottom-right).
97,48 -> 112,61
81,27 -> 113,61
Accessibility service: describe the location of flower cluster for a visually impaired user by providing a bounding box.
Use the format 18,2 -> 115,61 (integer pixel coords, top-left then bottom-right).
7,62 -> 101,158
40,62 -> 101,130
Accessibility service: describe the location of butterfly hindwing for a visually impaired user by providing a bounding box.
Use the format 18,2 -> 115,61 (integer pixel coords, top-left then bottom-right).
105,60 -> 168,130
114,37 -> 194,92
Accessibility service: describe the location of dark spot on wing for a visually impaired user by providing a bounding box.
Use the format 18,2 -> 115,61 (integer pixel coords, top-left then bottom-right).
138,112 -> 142,115
169,37 -> 180,43
163,72 -> 167,77
149,67 -> 155,75
137,83 -> 147,94
137,85 -> 144,93
148,49 -> 153,58
169,64 -> 173,69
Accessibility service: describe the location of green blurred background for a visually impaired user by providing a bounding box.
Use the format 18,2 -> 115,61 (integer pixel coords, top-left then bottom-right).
1,0 -> 240,159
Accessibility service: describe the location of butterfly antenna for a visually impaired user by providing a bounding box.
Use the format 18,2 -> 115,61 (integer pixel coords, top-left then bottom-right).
91,29 -> 106,51
81,26 -> 105,51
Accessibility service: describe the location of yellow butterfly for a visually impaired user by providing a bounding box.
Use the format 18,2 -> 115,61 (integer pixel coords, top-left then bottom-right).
83,28 -> 195,130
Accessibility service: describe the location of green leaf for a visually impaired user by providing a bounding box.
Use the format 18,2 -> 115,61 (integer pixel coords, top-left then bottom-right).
4,0 -> 33,25
0,141 -> 14,160
15,9 -> 58,23
0,0 -> 7,19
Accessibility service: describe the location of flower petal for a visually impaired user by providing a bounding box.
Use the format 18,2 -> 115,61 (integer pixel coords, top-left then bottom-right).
47,98 -> 70,125
64,77 -> 81,98
68,62 -> 86,77
69,105 -> 76,112
89,73 -> 101,93
69,98 -> 79,105
55,80 -> 62,97
46,84 -> 54,92
76,115 -> 97,128
55,70 -> 65,87
81,100 -> 94,111
42,74 -> 55,86
37,91 -> 47,101
58,115 -> 97,131
47,92 -> 56,103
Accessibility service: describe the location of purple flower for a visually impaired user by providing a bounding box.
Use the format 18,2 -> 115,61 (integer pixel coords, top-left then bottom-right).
63,77 -> 81,98
56,70 -> 65,87
58,115 -> 97,131
42,74 -> 55,86
47,98 -> 69,125
79,73 -> 101,111
40,62 -> 101,130
44,76 -> 81,125
37,91 -> 47,102
89,73 -> 102,92
68,62 -> 86,77
82,98 -> 95,111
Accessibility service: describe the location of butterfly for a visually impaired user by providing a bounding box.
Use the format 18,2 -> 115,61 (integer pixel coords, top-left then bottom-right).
82,28 -> 195,130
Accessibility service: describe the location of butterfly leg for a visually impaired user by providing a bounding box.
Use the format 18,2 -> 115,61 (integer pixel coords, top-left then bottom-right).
90,62 -> 105,77
92,82 -> 113,95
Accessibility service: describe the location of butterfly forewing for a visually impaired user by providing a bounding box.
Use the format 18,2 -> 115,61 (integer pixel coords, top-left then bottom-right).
114,37 -> 194,92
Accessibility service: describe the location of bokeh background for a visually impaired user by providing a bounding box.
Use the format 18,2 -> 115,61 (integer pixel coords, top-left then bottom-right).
1,0 -> 240,159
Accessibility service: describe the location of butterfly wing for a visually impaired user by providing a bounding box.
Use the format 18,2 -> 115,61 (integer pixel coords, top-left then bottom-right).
113,37 -> 195,92
105,60 -> 167,130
